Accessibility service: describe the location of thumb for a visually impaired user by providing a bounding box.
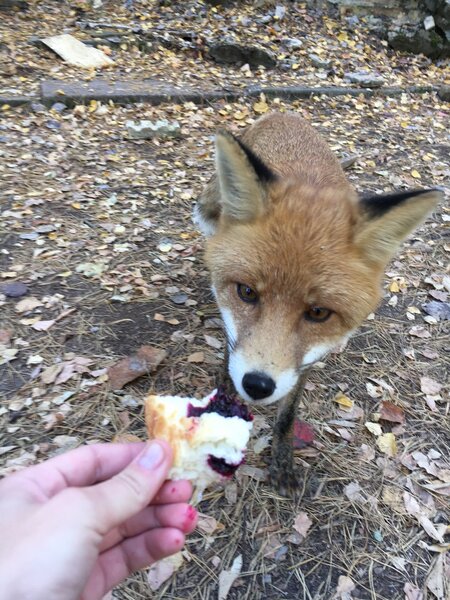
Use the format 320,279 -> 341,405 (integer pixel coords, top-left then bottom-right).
81,440 -> 173,533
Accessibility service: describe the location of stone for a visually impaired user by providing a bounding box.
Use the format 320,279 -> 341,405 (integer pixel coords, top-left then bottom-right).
2,282 -> 28,298
0,0 -> 28,10
309,53 -> 332,68
30,102 -> 46,113
424,15 -> 436,29
388,27 -> 448,59
209,42 -> 276,68
438,85 -> 450,100
41,79 -> 241,107
344,71 -> 385,88
282,37 -> 303,50
51,102 -> 67,113
126,119 -> 181,140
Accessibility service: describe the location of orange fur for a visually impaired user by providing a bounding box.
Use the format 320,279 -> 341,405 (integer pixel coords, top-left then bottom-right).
196,112 -> 440,403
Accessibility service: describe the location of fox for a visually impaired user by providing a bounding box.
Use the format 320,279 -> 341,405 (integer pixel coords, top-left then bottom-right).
193,112 -> 441,495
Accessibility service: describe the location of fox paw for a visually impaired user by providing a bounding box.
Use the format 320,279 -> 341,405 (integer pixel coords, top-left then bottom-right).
269,460 -> 302,498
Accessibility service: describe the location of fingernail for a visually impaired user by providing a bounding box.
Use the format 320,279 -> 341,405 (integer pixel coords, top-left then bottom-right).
138,441 -> 165,470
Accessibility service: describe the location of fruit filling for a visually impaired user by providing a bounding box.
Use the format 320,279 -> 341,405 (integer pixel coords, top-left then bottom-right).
187,386 -> 253,422
207,455 -> 242,477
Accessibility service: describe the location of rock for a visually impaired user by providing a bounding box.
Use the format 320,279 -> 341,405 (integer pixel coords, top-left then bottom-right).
282,37 -> 303,50
424,15 -> 436,30
438,84 -> 450,100
388,27 -> 448,59
126,119 -> 181,140
51,102 -> 67,113
209,42 -> 276,68
274,5 -> 286,19
30,102 -> 46,113
309,53 -> 332,68
2,282 -> 28,298
0,0 -> 28,10
344,71 -> 385,88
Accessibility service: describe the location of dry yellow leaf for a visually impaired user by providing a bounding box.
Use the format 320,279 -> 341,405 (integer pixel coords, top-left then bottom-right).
377,433 -> 397,457
333,392 -> 354,409
337,32 -> 348,42
253,100 -> 269,115
389,281 -> 400,293
411,169 -> 421,179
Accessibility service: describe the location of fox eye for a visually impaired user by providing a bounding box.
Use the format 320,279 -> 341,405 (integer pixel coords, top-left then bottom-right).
305,306 -> 332,322
236,283 -> 259,304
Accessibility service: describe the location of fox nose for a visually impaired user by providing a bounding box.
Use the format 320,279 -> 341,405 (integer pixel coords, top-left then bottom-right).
242,372 -> 276,400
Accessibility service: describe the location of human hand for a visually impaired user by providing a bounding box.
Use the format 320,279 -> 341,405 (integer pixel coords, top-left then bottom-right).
0,441 -> 197,600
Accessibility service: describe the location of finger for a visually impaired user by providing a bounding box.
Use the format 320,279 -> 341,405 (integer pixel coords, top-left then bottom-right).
83,528 -> 185,600
100,503 -> 198,552
3,442 -> 147,500
66,440 -> 174,534
152,479 -> 193,505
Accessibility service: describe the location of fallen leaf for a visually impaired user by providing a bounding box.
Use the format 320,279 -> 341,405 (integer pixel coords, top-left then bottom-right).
382,486 -> 407,515
409,326 -> 431,339
403,492 -> 445,543
293,419 -> 315,448
218,555 -> 242,600
203,334 -> 222,350
404,582 -> 423,600
253,433 -> 271,454
14,296 -> 43,313
335,575 -> 355,598
420,377 -> 443,395
365,422 -> 382,436
359,443 -> 375,462
426,554 -> 446,600
41,363 -> 64,385
147,552 -> 183,592
75,261 -> 107,277
293,511 -> 312,539
32,319 -> 56,331
377,433 -> 397,457
196,513 -> 219,535
344,481 -> 365,502
380,401 -> 405,424
187,351 -> 204,363
108,346 -> 167,389
253,99 -> 269,114
0,347 -> 18,366
334,392 -> 354,409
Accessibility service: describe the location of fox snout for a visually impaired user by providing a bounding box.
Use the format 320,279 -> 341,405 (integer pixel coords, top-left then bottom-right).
228,347 -> 301,405
242,372 -> 275,400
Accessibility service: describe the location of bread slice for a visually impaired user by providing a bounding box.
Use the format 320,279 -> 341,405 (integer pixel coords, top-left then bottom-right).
144,387 -> 253,491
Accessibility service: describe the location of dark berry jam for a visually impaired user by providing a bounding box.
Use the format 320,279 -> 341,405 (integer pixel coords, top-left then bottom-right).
208,455 -> 242,478
187,386 -> 253,422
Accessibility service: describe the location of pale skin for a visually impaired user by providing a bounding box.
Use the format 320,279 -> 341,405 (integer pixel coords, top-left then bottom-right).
0,440 -> 198,600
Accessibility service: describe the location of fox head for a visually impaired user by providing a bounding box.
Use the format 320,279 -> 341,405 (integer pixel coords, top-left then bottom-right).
196,129 -> 440,405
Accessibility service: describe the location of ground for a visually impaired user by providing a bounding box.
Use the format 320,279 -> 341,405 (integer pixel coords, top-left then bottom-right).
0,2 -> 449,599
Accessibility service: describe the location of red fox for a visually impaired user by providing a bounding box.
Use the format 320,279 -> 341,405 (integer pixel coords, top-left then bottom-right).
194,112 -> 440,495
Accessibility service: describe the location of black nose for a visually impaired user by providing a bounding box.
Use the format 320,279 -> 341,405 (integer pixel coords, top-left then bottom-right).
242,372 -> 276,400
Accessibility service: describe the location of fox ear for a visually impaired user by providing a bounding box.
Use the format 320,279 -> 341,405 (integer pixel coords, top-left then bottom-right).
215,130 -> 275,224
355,189 -> 441,264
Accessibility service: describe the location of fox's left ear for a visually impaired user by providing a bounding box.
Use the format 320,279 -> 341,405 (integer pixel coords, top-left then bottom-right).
355,189 -> 441,264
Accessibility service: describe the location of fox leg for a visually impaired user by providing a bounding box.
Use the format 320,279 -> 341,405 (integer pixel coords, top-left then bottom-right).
269,370 -> 310,496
